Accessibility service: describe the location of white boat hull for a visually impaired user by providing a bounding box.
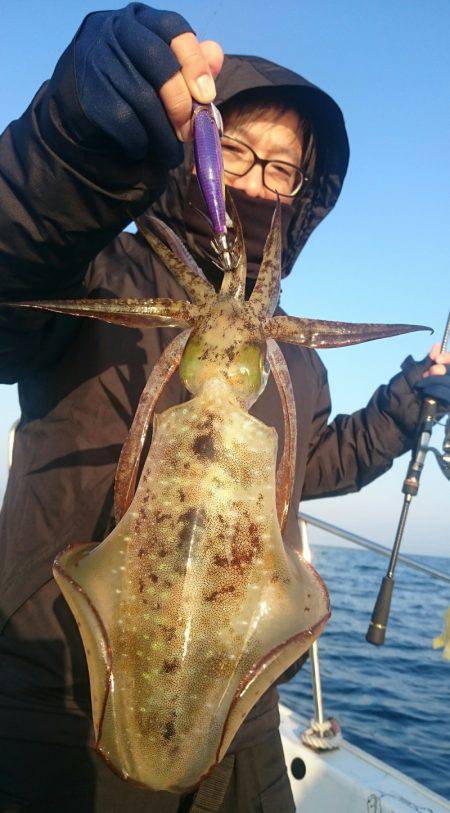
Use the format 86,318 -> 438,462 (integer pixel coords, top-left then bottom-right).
280,703 -> 450,813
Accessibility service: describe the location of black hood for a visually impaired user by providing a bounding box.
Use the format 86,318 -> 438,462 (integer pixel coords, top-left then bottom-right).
149,54 -> 349,278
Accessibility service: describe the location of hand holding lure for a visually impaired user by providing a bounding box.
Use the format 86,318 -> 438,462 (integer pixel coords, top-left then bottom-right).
3,202 -> 430,792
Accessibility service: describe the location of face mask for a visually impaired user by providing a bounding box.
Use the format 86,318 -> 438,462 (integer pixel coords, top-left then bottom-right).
182,178 -> 296,292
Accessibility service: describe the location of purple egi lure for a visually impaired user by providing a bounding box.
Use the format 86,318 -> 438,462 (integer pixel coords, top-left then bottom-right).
192,102 -> 234,270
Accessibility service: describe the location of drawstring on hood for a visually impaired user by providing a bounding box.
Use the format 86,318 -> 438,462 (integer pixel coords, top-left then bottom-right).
148,54 -> 350,284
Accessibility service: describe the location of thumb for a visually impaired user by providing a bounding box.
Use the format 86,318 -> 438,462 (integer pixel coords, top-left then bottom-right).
199,40 -> 224,79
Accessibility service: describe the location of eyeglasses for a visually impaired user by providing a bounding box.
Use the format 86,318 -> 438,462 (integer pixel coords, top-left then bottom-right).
221,135 -> 308,198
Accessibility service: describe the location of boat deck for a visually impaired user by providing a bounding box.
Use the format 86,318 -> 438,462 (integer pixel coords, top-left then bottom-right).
281,703 -> 450,813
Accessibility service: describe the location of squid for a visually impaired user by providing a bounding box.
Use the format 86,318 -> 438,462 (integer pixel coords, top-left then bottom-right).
6,199 -> 429,791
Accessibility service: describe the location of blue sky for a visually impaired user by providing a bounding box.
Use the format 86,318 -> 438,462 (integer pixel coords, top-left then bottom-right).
0,1 -> 449,556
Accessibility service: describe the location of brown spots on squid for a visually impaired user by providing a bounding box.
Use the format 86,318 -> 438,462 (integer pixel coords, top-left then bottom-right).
224,345 -> 235,363
158,546 -> 168,558
204,584 -> 236,602
203,651 -> 229,679
163,720 -> 176,740
160,626 -> 176,644
198,410 -> 219,430
243,317 -> 255,333
162,657 -> 180,673
149,573 -> 158,584
174,563 -> 186,576
155,510 -> 170,524
192,432 -> 215,461
178,488 -> 186,503
213,523 -> 262,573
248,522 -> 259,547
177,507 -> 206,549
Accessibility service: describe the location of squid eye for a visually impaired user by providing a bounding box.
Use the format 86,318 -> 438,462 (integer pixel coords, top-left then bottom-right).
229,344 -> 264,396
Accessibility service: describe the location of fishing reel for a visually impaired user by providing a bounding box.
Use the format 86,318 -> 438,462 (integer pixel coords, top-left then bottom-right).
428,415 -> 450,481
367,311 -> 450,647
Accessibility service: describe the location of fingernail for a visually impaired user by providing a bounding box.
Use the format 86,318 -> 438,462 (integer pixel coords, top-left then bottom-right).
176,122 -> 192,142
193,74 -> 215,101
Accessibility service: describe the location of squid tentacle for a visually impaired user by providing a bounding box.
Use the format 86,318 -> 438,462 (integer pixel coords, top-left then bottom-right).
114,330 -> 191,522
265,314 -> 432,348
267,339 -> 297,533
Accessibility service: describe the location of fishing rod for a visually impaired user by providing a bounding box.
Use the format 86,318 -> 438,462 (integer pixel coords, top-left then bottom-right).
366,310 -> 450,646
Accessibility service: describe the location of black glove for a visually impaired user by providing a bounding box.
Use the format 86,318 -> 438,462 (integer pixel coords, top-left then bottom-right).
41,3 -> 194,167
415,367 -> 450,406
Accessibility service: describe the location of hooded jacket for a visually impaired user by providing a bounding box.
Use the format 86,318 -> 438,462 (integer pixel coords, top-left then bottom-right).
0,53 -> 428,749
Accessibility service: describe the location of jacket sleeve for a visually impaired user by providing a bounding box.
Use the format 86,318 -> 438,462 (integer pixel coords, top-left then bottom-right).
0,63 -> 169,384
302,354 -> 432,500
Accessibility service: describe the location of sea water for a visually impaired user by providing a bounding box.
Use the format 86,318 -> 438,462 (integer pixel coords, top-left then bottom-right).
279,544 -> 450,800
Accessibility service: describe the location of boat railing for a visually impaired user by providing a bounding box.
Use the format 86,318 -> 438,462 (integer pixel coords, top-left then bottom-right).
298,511 -> 450,585
296,511 -> 450,751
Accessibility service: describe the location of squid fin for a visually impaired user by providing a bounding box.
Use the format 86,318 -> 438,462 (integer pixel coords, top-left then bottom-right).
53,546 -> 111,741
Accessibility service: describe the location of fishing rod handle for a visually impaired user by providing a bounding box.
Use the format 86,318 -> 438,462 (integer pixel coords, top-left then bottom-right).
366,575 -> 394,645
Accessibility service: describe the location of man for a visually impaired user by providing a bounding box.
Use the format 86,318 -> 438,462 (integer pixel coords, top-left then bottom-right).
0,4 -> 448,811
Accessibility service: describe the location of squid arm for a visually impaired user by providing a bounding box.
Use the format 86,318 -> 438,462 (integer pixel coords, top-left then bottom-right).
114,330 -> 191,522
141,215 -> 209,282
267,338 -> 297,534
249,201 -> 281,318
218,190 -> 247,301
135,217 -> 216,307
265,314 -> 431,348
2,298 -> 199,330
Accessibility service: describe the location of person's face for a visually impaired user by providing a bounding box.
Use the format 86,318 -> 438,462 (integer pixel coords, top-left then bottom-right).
223,108 -> 303,205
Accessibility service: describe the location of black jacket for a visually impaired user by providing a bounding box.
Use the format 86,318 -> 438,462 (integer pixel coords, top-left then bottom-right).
0,54 -> 428,743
